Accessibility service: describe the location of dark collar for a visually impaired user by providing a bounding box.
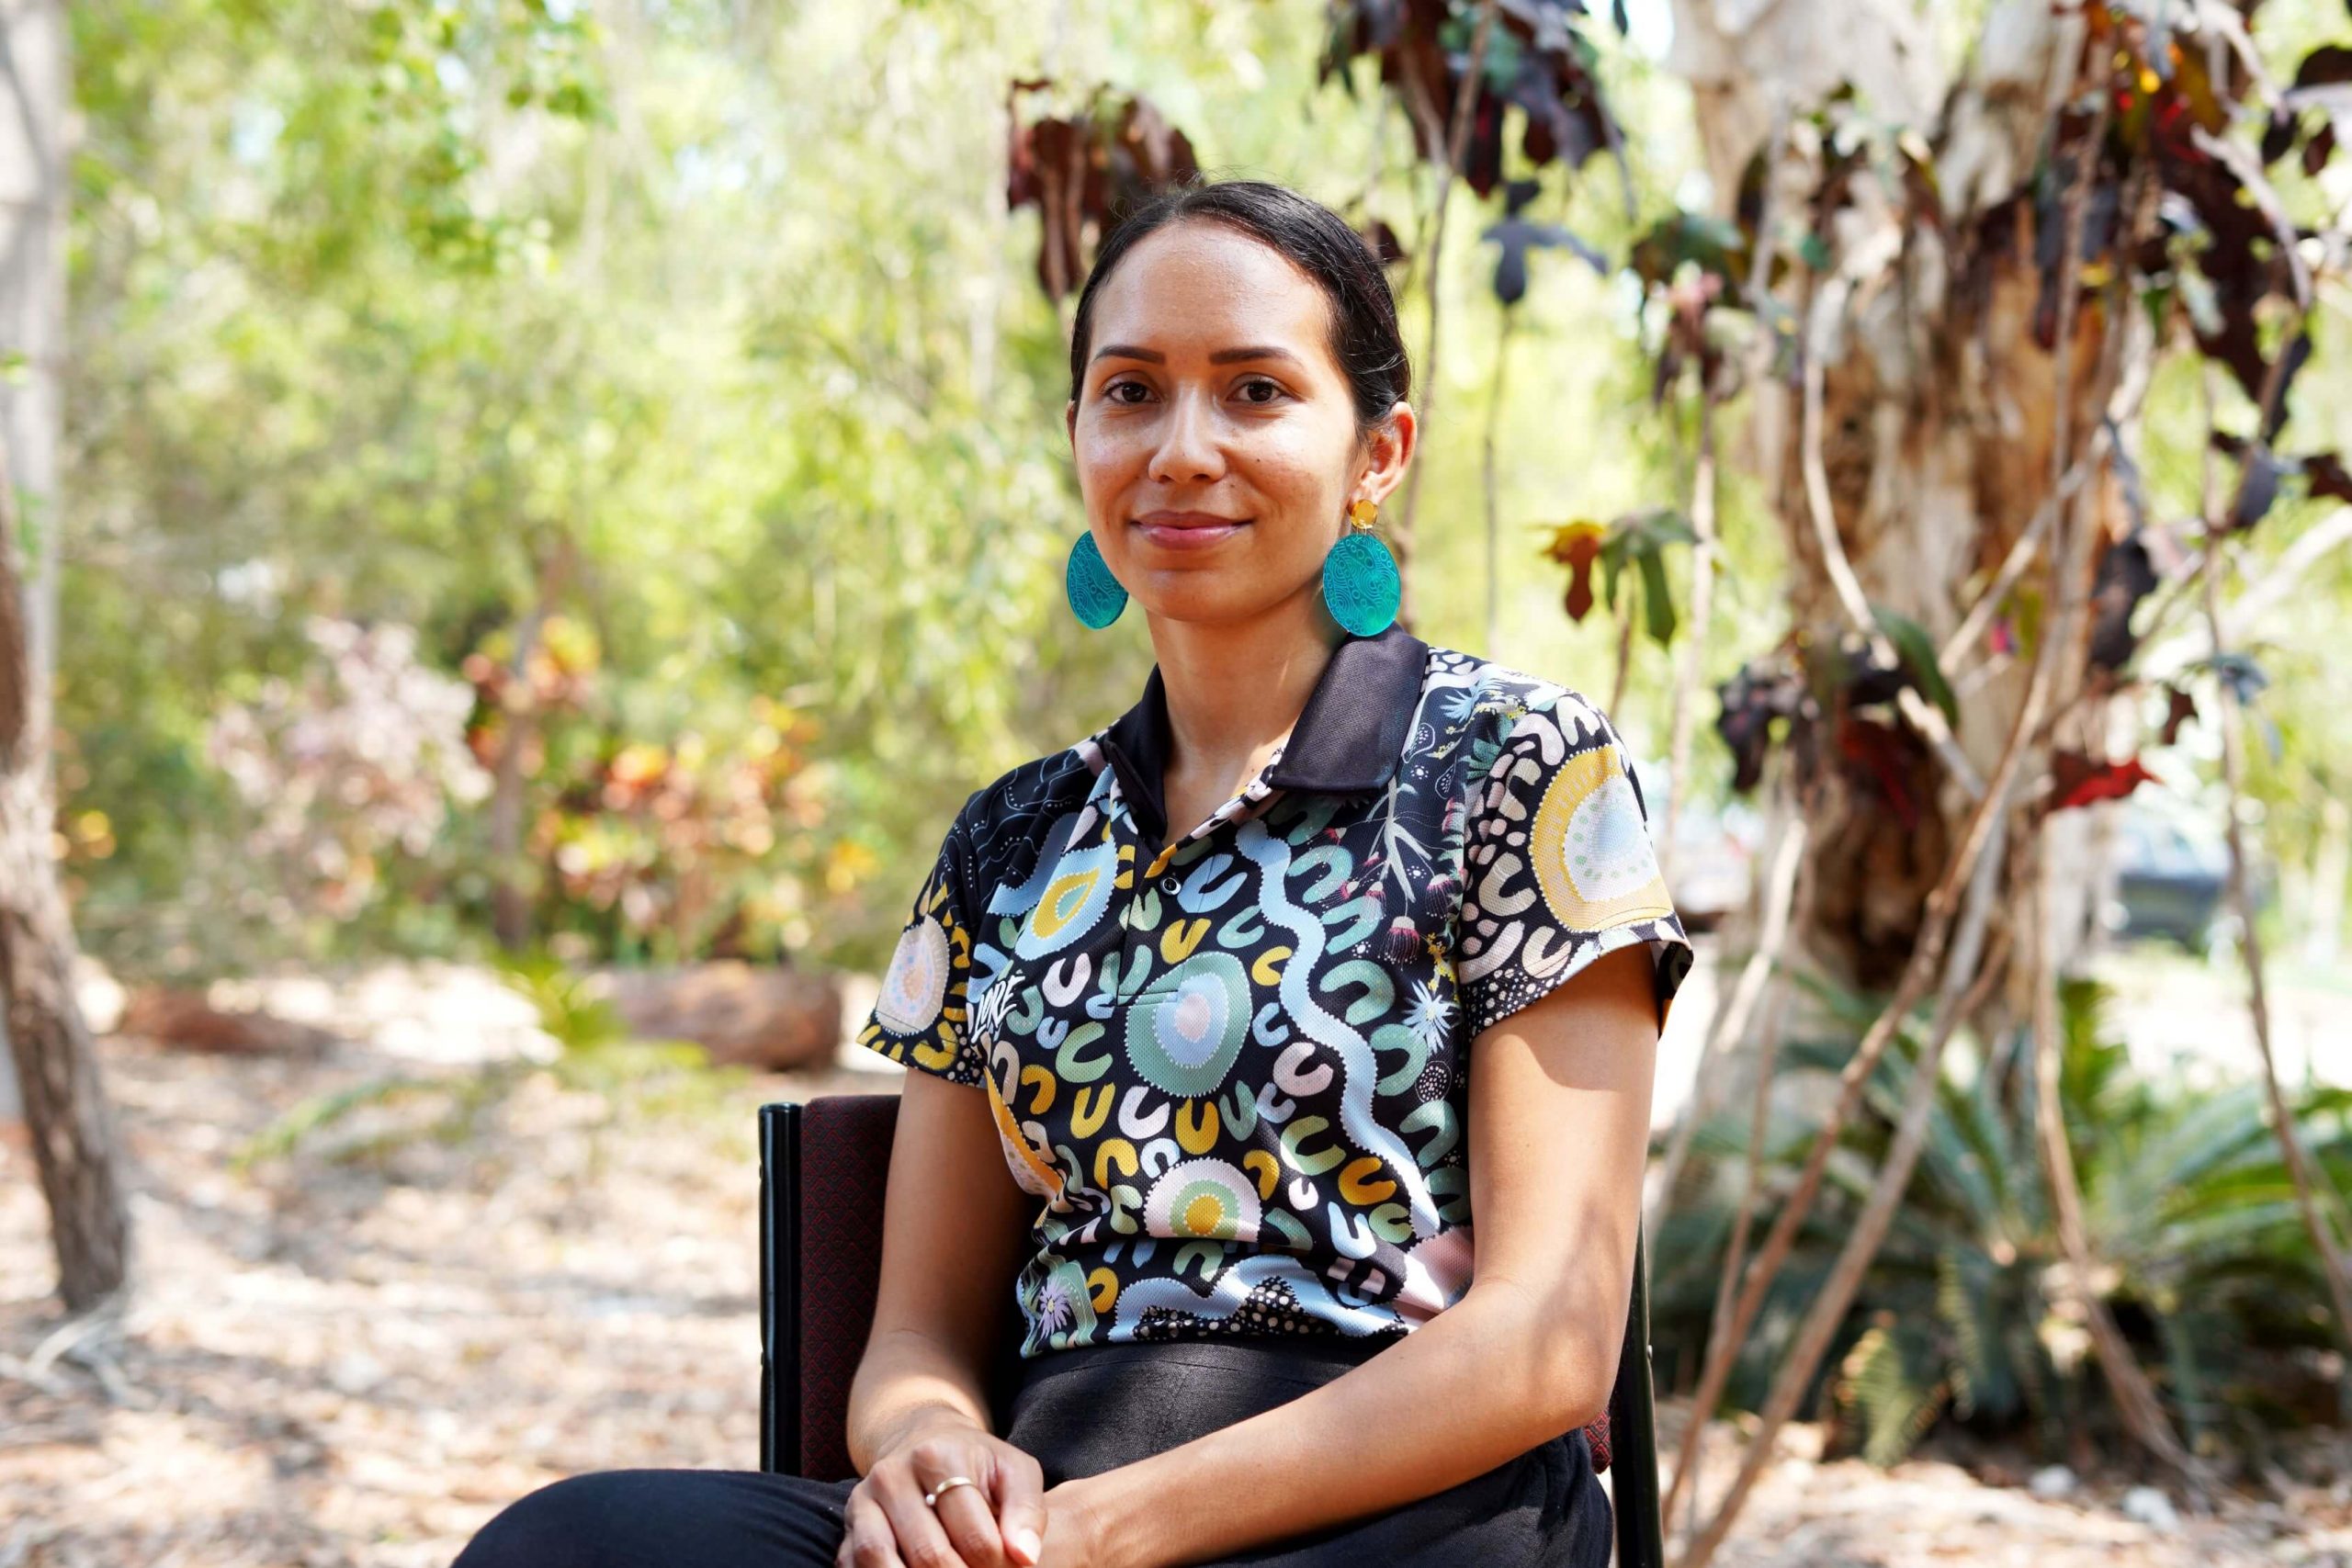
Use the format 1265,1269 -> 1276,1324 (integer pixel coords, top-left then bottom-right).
1096,622 -> 1431,848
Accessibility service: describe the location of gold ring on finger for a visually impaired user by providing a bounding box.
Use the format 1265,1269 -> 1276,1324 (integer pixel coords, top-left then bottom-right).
922,1475 -> 979,1509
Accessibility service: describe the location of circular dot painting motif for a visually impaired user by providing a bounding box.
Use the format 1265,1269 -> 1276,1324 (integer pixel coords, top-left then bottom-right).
1123,950 -> 1252,1099
1013,837 -> 1118,962
1143,1157 -> 1262,1242
874,916 -> 951,1035
1529,745 -> 1675,929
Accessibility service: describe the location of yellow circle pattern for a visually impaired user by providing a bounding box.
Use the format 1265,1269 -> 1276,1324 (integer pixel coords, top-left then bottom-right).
1528,745 -> 1674,929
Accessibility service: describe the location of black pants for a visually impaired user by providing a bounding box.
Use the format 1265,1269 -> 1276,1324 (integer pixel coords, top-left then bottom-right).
450,1336 -> 1613,1566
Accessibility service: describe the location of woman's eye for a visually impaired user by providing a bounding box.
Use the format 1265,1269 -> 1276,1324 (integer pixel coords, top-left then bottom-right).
1100,378 -> 1282,406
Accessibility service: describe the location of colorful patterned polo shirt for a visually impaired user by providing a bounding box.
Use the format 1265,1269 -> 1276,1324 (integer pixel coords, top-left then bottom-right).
857,623 -> 1693,1359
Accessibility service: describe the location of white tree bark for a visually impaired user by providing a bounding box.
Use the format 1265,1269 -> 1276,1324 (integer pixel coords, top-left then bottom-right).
0,0 -> 123,1321
1668,0 -> 2131,985
1667,0 -> 1947,209
0,0 -> 68,1129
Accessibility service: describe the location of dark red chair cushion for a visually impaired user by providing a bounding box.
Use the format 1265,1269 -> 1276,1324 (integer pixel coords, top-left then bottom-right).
796,1094 -> 901,1483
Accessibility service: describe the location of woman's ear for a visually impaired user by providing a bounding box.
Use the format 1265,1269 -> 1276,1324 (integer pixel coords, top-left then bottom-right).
1360,400 -> 1417,502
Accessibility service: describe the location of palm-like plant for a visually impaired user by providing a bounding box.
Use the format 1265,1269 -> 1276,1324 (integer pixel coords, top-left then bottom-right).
1655,976 -> 2351,1467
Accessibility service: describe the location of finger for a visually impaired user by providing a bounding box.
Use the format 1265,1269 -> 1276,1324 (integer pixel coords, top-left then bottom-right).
990,1448 -> 1047,1567
932,1477 -> 1010,1568
840,1488 -> 909,1568
869,1466 -> 973,1568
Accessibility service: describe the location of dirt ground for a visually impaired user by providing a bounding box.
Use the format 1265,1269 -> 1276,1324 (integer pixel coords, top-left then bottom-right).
3,975 -> 2347,1567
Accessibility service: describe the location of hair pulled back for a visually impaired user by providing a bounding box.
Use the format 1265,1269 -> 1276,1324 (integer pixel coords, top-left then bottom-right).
1066,176 -> 1411,442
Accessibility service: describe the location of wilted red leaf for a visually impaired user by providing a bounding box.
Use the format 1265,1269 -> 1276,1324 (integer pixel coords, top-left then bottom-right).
1544,522 -> 1607,622
1006,82 -> 1197,304
1835,715 -> 1927,829
2307,452 -> 2352,503
1360,219 -> 1408,266
2305,122 -> 2337,177
2048,752 -> 2157,811
2160,686 -> 2199,746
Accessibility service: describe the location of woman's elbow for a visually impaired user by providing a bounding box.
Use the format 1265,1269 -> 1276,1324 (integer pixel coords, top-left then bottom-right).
1523,1279 -> 1618,1429
1473,1279 -> 1623,1433
1532,1307 -> 1624,1433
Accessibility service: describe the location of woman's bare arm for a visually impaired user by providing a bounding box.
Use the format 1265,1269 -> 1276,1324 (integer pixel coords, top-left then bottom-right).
1046,941 -> 1661,1568
844,1069 -> 1035,1470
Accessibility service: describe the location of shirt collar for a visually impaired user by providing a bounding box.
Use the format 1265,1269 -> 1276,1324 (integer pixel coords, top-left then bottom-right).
1096,622 -> 1431,849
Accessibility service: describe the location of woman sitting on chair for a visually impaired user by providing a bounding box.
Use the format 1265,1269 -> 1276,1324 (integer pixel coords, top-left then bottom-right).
453,174 -> 1689,1568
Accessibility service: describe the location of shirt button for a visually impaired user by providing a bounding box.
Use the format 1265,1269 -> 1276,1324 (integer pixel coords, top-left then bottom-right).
1160,874 -> 1180,894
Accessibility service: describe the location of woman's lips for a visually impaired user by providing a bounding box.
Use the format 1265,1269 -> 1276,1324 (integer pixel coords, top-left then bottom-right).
1133,515 -> 1250,549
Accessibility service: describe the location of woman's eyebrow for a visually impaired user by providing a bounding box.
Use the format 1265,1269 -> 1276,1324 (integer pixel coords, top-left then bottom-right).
1091,344 -> 1306,367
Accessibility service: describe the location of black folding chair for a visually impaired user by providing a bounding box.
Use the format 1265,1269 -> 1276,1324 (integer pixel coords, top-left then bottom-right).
759,1095 -> 1666,1568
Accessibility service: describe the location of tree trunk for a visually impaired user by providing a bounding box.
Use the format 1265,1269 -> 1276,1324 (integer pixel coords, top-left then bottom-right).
488,596 -> 549,953
488,533 -> 574,952
0,726 -> 129,1313
0,0 -> 71,1134
1668,0 -> 2138,988
0,0 -> 127,1312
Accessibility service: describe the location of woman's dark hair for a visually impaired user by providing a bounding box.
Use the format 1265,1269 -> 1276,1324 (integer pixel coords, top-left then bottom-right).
1067,176 -> 1411,442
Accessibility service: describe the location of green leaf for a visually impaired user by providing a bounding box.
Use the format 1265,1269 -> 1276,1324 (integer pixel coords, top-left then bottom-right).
1872,603 -> 1958,725
1637,543 -> 1677,646
1600,532 -> 1629,611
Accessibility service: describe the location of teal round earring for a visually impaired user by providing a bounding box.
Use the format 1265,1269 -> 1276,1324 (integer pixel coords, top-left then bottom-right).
1322,497 -> 1400,636
1065,530 -> 1128,628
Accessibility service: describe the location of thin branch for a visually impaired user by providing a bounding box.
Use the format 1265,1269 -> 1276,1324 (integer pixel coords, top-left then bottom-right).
2026,828 -> 2205,1486
1689,956 -> 1792,1541
1647,807 -> 1806,1236
1394,0 -> 1501,620
1659,539 -> 2065,1544
2022,167 -> 2207,1484
1663,231 -> 2144,1537
2027,324 -> 2201,1484
1799,276 -> 1986,797
1661,389 -> 1719,879
2043,64 -> 2111,498
1663,809 -> 1815,1535
2184,0 -> 2279,113
2217,506 -> 2352,644
1609,584 -> 1635,716
1744,96 -> 1793,317
1483,303 -> 1519,658
1678,915 -> 2016,1568
2196,366 -> 2352,1355
2141,506 -> 2352,682
1939,433 -> 2108,673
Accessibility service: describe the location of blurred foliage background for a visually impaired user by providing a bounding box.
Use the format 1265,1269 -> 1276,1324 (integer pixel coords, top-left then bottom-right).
60,0 -> 2348,987
55,0 -> 1809,984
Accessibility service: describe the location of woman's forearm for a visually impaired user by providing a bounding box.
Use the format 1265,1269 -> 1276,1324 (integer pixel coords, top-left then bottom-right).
1077,1280 -> 1614,1568
844,1325 -> 999,1473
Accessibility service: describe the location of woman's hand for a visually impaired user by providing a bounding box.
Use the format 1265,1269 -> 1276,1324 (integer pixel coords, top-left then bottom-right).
835,1415 -> 1047,1568
1034,1479 -> 1116,1568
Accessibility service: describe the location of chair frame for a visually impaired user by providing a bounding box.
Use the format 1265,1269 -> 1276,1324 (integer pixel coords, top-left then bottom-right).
759,1097 -> 1666,1568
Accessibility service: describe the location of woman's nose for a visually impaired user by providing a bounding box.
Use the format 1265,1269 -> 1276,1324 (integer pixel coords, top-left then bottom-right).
1147,387 -> 1226,484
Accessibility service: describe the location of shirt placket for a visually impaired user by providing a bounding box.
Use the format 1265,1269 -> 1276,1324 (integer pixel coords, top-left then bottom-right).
1144,746 -> 1289,867
1105,742 -> 1289,960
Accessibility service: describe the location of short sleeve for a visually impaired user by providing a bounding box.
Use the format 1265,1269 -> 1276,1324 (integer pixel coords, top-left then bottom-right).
854,812 -> 988,1087
1453,694 -> 1694,1039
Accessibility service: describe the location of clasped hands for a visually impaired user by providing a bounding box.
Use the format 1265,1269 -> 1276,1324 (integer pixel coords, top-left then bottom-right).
834,1414 -> 1115,1568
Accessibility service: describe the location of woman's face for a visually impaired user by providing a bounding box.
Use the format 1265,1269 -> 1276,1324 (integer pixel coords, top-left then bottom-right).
1065,220 -> 1414,629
